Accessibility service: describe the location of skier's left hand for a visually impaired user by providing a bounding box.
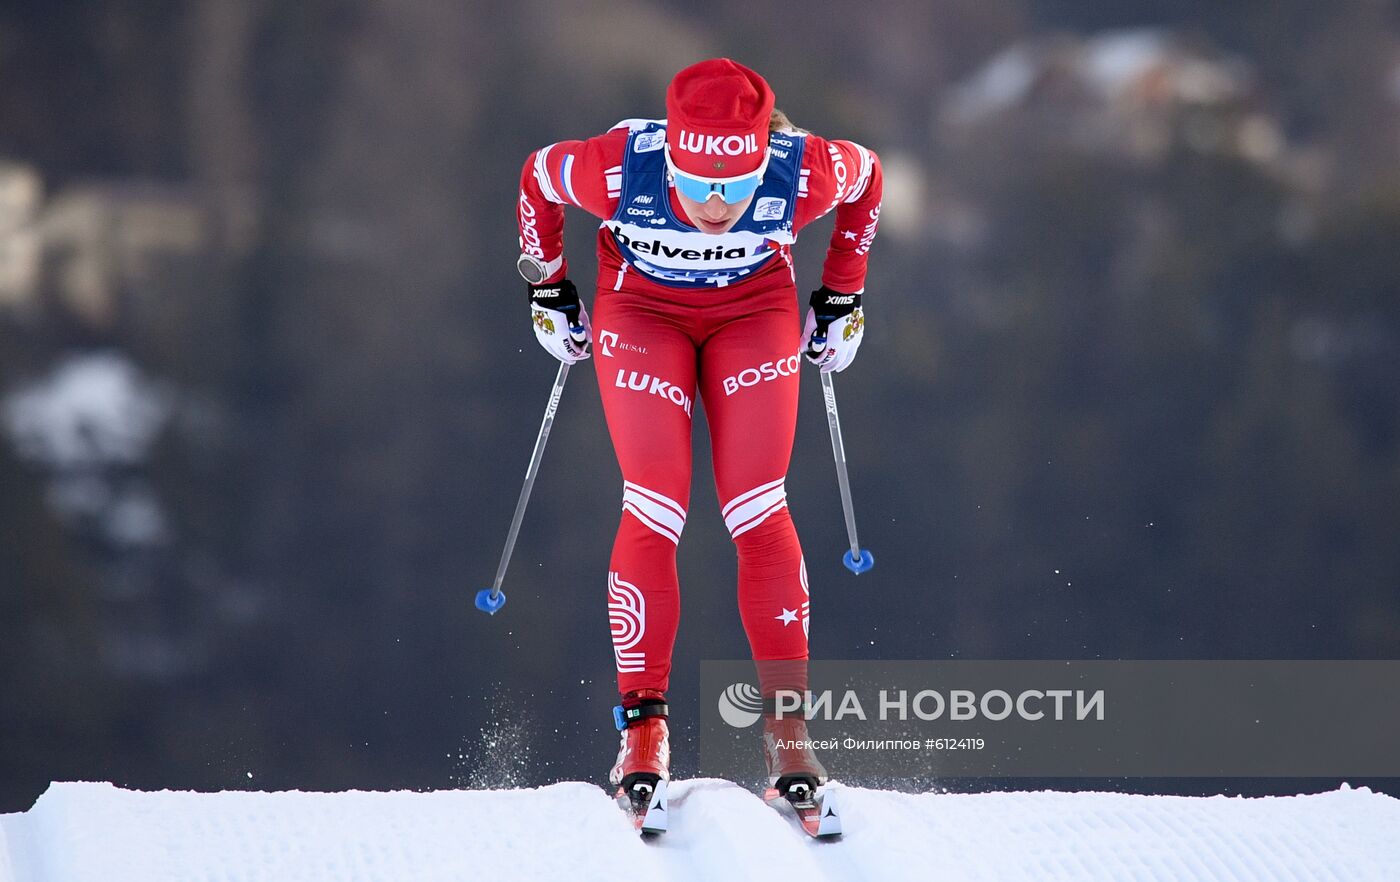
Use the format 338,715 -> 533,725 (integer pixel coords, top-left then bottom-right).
803,287 -> 864,373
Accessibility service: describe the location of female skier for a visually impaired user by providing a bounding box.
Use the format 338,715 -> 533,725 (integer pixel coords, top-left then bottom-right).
516,58 -> 881,828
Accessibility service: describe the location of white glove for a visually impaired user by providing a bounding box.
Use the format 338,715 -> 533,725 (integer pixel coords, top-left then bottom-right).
529,279 -> 591,364
803,288 -> 864,373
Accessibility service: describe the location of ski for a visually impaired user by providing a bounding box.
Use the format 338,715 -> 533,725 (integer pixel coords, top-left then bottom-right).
615,777 -> 669,836
763,781 -> 841,838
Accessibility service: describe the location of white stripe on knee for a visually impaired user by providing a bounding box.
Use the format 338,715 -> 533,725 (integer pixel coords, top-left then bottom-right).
722,478 -> 788,539
622,481 -> 687,545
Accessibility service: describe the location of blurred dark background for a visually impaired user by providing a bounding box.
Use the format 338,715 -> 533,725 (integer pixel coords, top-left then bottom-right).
3,1 -> 1399,812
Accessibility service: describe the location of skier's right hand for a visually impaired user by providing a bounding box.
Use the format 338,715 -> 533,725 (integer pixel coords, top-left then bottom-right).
528,278 -> 591,363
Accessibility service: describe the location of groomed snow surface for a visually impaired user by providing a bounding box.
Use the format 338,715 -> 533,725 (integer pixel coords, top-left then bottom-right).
2,780 -> 1397,881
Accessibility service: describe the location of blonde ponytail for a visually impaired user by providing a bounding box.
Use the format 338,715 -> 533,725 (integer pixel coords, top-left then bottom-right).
769,109 -> 808,134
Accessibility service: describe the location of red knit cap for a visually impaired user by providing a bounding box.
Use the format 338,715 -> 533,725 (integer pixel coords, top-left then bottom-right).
665,58 -> 775,178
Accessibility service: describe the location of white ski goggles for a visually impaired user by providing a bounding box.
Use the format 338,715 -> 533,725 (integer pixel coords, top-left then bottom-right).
664,142 -> 770,205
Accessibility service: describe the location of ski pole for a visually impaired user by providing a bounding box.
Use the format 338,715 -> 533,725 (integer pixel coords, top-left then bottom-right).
476,361 -> 572,614
819,372 -> 874,574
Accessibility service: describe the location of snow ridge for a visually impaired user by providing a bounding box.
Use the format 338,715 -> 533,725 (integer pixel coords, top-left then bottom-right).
2,780 -> 1397,881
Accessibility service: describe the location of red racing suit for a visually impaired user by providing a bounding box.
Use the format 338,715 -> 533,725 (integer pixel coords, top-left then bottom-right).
518,119 -> 882,698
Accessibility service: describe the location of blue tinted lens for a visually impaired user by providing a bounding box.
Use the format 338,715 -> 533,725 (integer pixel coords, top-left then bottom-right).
672,172 -> 717,203
673,170 -> 762,205
720,174 -> 763,203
